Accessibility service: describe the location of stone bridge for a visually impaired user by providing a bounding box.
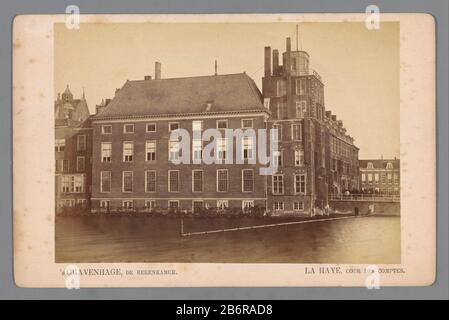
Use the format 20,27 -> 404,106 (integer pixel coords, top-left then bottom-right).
328,194 -> 400,216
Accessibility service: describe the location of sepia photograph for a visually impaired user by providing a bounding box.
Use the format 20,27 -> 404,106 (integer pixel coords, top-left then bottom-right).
53,21 -> 401,264
11,13 -> 436,288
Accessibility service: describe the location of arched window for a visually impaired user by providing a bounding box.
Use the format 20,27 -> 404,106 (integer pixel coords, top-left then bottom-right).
367,162 -> 374,169
386,162 -> 393,169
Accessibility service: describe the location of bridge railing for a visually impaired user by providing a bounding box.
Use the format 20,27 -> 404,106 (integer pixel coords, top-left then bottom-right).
328,194 -> 400,202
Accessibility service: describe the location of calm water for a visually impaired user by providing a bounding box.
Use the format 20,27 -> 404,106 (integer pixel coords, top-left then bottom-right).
56,215 -> 400,264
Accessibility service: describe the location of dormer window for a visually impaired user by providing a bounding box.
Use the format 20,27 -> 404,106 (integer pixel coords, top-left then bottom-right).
367,162 -> 374,169
386,162 -> 393,170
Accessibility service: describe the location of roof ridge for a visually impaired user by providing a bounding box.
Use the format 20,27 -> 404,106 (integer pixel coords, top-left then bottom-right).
127,72 -> 246,83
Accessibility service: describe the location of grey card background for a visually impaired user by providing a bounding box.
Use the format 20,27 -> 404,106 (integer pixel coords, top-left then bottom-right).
1,0 -> 448,300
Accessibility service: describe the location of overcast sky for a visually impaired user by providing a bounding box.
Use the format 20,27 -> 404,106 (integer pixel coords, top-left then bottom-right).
55,22 -> 399,159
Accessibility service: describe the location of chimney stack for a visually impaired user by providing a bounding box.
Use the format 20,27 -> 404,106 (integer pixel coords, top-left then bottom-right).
264,46 -> 271,77
155,61 -> 161,80
272,50 -> 279,75
285,37 -> 292,75
332,115 -> 337,121
144,75 -> 152,80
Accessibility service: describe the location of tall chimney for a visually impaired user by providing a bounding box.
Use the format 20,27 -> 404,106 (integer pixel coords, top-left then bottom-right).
155,61 -> 161,80
272,50 -> 279,75
285,37 -> 292,75
264,46 -> 271,77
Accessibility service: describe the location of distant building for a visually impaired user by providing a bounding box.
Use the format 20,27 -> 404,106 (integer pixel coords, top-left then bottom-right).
55,85 -> 92,211
359,159 -> 400,195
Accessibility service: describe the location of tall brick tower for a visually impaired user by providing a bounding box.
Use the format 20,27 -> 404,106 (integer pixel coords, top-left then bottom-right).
263,37 -> 328,215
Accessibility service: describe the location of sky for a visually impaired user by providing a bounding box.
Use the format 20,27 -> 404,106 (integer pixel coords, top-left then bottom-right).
55,22 -> 399,159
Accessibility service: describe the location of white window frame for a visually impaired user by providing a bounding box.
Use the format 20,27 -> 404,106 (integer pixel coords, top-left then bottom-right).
145,140 -> 156,162
216,169 -> 228,193
192,200 -> 204,213
76,156 -> 85,172
101,142 -> 112,163
291,123 -> 303,141
145,170 -> 157,193
242,136 -> 255,161
77,135 -> 87,151
192,139 -> 203,162
123,124 -> 134,134
169,122 -> 180,132
273,201 -> 284,211
294,174 -> 306,194
272,174 -> 284,195
216,119 -> 228,129
122,171 -> 133,193
168,170 -> 180,193
241,118 -> 253,129
242,200 -> 254,211
100,171 -> 111,193
192,170 -> 204,193
101,125 -> 112,134
216,138 -> 228,161
122,200 -> 134,209
293,201 -> 304,211
146,123 -> 157,133
168,200 -> 180,210
169,140 -> 181,162
123,141 -> 134,162
242,169 -> 254,193
100,200 -> 110,209
145,200 -> 156,210
294,149 -> 304,166
217,200 -> 228,210
62,159 -> 69,172
77,199 -> 87,206
55,139 -> 66,152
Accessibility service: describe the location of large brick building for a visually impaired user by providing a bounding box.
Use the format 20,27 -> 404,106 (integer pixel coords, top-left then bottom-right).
55,36 -> 359,216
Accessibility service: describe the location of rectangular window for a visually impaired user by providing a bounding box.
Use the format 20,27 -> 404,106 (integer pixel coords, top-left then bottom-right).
77,199 -> 87,207
123,141 -> 134,162
277,101 -> 287,119
362,173 -> 366,182
217,169 -> 228,192
387,173 -> 393,184
273,150 -> 282,167
216,119 -> 228,129
145,200 -> 156,210
168,170 -> 179,192
276,80 -> 286,96
242,169 -> 254,193
76,156 -> 85,172
100,200 -> 110,209
61,199 -> 75,207
100,171 -> 111,193
145,170 -> 156,193
292,123 -> 303,141
217,138 -> 227,161
242,136 -> 254,160
374,173 -> 380,184
296,101 -> 306,118
123,124 -> 134,134
273,201 -> 284,211
192,170 -> 203,192
55,139 -> 65,152
168,200 -> 179,210
241,119 -> 253,129
55,160 -> 59,173
145,140 -> 156,162
101,142 -> 112,162
394,173 -> 399,184
217,200 -> 228,210
102,125 -> 112,134
296,79 -> 306,95
61,175 -> 84,193
242,200 -> 254,211
294,174 -> 306,194
169,122 -> 179,131
192,200 -> 204,213
381,173 -> 387,184
62,159 -> 69,172
368,173 -> 373,184
293,201 -> 304,211
122,200 -> 133,209
295,149 -> 304,166
192,120 -> 202,132
169,140 -> 180,162
272,175 -> 284,194
272,124 -> 282,141
192,139 -> 203,162
146,123 -> 156,132
77,135 -> 86,151
122,171 -> 133,193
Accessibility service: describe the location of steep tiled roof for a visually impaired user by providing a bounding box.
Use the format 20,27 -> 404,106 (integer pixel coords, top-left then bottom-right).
359,159 -> 400,170
93,73 -> 265,119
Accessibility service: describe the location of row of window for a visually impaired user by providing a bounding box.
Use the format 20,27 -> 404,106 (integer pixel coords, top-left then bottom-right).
272,122 -> 304,141
273,201 -> 305,211
361,173 -> 399,184
60,174 -> 85,193
55,135 -> 87,152
56,157 -> 86,173
98,199 -> 256,211
365,162 -> 395,170
330,136 -> 355,158
99,169 -> 307,195
101,119 -> 255,135
59,199 -> 87,207
100,140 -> 305,166
100,169 -> 255,193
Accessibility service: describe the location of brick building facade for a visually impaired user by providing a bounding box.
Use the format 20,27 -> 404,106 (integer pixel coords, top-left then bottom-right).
359,159 -> 400,195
